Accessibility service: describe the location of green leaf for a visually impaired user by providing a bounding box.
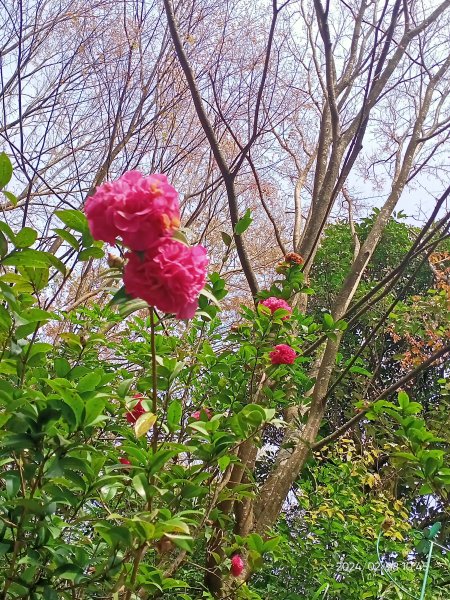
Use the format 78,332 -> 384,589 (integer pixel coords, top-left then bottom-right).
5,473 -> 20,498
391,452 -> 418,462
96,525 -> 132,548
27,342 -> 53,357
262,536 -> 281,553
77,372 -> 102,393
0,221 -> 16,242
0,305 -> 12,331
2,249 -> 66,274
423,457 -> 439,478
188,422 -> 210,436
54,357 -> 71,377
404,402 -> 422,415
117,378 -> 133,398
218,455 -> 231,471
199,287 -> 221,307
416,539 -> 431,555
349,366 -> 372,377
22,266 -> 49,291
247,533 -> 265,554
0,542 -> 12,556
323,313 -> 334,329
135,412 -> 157,438
167,400 -> 182,432
47,381 -> 83,427
163,533 -> 193,552
22,308 -> 56,323
234,209 -> 253,235
16,322 -> 39,339
221,231 -> 232,246
54,228 -> 79,250
14,227 -> 37,248
119,298 -> 149,317
427,522 -> 441,539
108,286 -> 131,306
3,191 -> 17,206
132,473 -> 150,500
172,229 -> 189,245
84,397 -> 106,426
0,231 -> 7,258
79,247 -> 104,261
149,450 -> 179,477
52,564 -> 84,582
398,391 -> 410,410
54,209 -> 89,234
0,153 -> 13,189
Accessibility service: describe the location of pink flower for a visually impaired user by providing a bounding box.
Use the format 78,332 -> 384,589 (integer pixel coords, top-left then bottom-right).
191,408 -> 212,421
260,297 -> 292,319
123,239 -> 208,319
269,344 -> 297,365
230,555 -> 244,577
119,457 -> 131,465
126,394 -> 146,424
85,171 -> 180,251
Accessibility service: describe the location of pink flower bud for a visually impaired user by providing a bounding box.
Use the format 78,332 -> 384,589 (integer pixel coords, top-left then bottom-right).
230,554 -> 244,576
191,408 -> 212,421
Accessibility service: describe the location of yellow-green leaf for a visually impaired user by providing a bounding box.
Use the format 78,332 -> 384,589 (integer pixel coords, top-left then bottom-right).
134,412 -> 157,438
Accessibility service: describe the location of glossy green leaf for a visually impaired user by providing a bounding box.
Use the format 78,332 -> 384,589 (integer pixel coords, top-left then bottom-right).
14,227 -> 37,248
0,153 -> 13,189
234,209 -> 253,235
167,400 -> 182,432
54,209 -> 89,233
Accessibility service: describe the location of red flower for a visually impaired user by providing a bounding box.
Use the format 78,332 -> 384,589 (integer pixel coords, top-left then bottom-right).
123,239 -> 208,319
230,554 -> 244,577
126,394 -> 146,424
191,408 -> 212,421
260,297 -> 292,319
85,171 -> 180,251
119,457 -> 131,465
269,344 -> 297,365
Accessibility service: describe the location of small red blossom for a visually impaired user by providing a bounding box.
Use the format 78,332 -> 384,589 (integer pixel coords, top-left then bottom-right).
191,408 -> 212,421
269,344 -> 297,365
260,297 -> 292,319
126,394 -> 146,424
119,457 -> 131,465
230,554 -> 244,577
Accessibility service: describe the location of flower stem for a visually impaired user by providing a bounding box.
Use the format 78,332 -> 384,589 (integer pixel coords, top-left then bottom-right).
150,308 -> 158,454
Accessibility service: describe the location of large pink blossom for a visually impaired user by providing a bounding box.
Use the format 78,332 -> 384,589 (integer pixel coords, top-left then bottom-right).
230,555 -> 244,577
85,171 -> 180,251
123,239 -> 208,319
260,296 -> 292,319
269,344 -> 297,365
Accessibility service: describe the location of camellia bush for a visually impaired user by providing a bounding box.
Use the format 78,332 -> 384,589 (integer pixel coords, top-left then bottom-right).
0,155 -> 448,600
0,160 -> 315,599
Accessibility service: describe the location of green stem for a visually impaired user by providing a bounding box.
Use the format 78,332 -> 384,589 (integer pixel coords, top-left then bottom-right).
150,308 -> 158,454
